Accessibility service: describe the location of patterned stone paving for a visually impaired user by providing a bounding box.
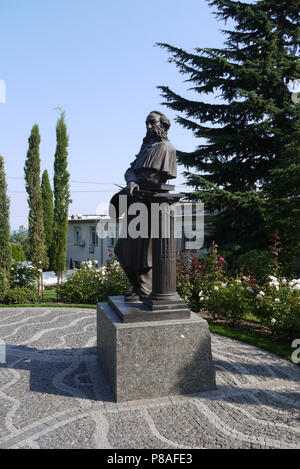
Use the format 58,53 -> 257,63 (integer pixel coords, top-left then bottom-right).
0,307 -> 299,449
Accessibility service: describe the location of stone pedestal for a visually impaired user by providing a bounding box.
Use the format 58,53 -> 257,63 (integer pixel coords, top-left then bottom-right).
97,184 -> 216,402
97,299 -> 216,402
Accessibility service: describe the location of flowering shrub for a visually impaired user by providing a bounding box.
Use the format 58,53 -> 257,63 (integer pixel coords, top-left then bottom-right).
10,261 -> 40,289
208,241 -> 226,282
176,251 -> 193,306
57,264 -> 105,304
253,276 -> 300,337
176,245 -> 227,312
57,257 -> 130,304
101,258 -> 131,299
177,242 -> 300,337
198,280 -> 253,324
80,259 -> 100,270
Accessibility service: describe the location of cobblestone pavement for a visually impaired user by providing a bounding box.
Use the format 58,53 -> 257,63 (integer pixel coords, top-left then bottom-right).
0,307 -> 299,449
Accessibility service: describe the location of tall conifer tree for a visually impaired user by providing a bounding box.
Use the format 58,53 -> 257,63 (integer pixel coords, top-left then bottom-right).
24,125 -> 48,290
0,156 -> 11,293
157,0 -> 300,259
41,170 -> 54,270
52,112 -> 71,284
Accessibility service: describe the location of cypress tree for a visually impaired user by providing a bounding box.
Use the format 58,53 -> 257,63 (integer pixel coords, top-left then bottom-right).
24,125 -> 48,291
157,0 -> 300,260
41,170 -> 54,270
52,112 -> 71,284
0,156 -> 11,293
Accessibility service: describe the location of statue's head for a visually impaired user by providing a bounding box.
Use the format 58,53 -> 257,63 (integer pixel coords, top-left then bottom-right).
145,111 -> 171,142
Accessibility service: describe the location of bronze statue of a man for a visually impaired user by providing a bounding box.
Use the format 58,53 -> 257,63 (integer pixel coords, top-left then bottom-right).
111,111 -> 177,301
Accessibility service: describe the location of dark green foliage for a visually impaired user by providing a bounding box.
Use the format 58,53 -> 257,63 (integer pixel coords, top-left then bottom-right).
0,156 -> 11,293
236,250 -> 273,284
24,125 -> 48,271
52,112 -> 71,281
11,243 -> 26,262
264,123 -> 300,261
57,268 -> 104,304
157,0 -> 300,258
206,281 -> 254,325
41,170 -> 54,270
1,287 -> 39,305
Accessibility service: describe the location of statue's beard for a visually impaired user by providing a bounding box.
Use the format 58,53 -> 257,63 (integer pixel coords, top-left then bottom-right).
143,124 -> 168,144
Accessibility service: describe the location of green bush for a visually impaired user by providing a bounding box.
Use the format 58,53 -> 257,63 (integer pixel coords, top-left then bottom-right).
200,280 -> 254,324
101,259 -> 131,299
57,266 -> 105,304
57,258 -> 130,304
2,287 -> 39,304
11,243 -> 26,262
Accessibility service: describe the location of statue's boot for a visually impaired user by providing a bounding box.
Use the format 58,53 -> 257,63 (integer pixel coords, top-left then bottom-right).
122,267 -> 152,302
136,268 -> 152,300
123,267 -> 141,302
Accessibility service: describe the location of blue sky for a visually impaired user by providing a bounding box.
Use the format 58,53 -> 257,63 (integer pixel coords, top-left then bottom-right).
0,0 -> 226,229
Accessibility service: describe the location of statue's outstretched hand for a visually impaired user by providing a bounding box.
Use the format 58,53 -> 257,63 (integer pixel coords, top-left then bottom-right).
127,181 -> 140,196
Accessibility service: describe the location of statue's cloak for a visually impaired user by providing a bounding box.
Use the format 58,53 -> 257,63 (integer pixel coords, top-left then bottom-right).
129,140 -> 177,179
110,139 -> 177,269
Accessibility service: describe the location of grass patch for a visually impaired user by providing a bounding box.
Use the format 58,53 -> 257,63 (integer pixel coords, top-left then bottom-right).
209,321 -> 297,364
42,288 -> 57,301
244,312 -> 261,324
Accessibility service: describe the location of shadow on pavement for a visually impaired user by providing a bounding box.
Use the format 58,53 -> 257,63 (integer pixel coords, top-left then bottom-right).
1,344 -> 114,402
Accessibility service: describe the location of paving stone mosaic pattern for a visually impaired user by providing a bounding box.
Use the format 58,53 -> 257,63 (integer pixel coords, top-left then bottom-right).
0,307 -> 299,449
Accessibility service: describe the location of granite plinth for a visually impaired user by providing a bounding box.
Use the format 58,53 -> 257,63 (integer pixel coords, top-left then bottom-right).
108,296 -> 190,322
97,301 -> 216,402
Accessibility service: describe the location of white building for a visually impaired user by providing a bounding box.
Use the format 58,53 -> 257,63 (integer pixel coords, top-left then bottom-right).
67,214 -> 115,268
66,204 -> 216,269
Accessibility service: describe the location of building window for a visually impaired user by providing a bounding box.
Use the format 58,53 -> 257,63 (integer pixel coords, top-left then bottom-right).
74,227 -> 81,245
90,226 -> 98,246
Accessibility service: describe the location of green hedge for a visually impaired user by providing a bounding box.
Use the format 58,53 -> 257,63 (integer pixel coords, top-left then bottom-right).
2,287 -> 39,305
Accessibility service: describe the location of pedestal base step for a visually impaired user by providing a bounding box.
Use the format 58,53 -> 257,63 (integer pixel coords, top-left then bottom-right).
108,296 -> 191,323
